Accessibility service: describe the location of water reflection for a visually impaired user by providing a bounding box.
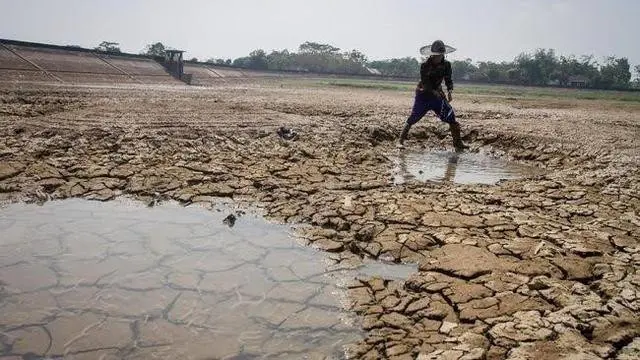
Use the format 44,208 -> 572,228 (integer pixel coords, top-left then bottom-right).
393,150 -> 537,185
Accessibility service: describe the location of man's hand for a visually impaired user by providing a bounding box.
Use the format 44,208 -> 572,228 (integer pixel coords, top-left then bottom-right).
447,90 -> 453,102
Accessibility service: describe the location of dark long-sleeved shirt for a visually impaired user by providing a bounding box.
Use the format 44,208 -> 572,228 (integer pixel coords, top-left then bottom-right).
418,58 -> 453,97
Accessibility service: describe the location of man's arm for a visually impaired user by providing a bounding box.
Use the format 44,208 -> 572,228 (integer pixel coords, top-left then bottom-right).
444,61 -> 454,101
444,61 -> 453,91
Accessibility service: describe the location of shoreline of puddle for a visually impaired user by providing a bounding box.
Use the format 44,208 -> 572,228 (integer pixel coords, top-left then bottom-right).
0,197 -> 416,359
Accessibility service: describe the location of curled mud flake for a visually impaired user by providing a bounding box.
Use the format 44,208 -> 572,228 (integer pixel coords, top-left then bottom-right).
439,321 -> 458,334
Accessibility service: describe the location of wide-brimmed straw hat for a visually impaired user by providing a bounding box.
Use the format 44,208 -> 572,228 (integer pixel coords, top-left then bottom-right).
420,40 -> 456,56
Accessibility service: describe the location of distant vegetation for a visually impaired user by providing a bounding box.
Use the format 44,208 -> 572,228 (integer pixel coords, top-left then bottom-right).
95,40 -> 640,90
94,41 -> 121,53
228,42 -> 371,76
442,50 -> 635,90
206,58 -> 232,66
141,42 -> 166,57
229,43 -> 638,90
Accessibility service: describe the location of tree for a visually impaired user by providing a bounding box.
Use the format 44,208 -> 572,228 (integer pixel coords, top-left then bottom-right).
347,49 -> 367,65
450,58 -> 478,81
514,49 -> 558,85
189,57 -> 198,62
506,68 -> 522,83
248,49 -> 268,69
633,65 -> 640,88
206,58 -> 231,65
534,49 -> 558,84
142,42 -> 166,57
477,61 -> 511,83
95,41 -> 121,53
298,41 -> 340,54
232,49 -> 269,70
598,57 -> 632,88
339,49 -> 369,74
369,57 -> 420,77
232,56 -> 251,68
556,55 -> 599,87
266,50 -> 295,71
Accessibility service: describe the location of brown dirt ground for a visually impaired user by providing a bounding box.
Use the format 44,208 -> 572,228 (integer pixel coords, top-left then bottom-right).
0,79 -> 639,360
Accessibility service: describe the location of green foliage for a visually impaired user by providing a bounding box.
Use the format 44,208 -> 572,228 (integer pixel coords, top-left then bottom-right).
450,58 -> 478,80
248,49 -> 268,69
369,58 -> 420,77
555,55 -> 600,86
298,41 -> 340,54
222,41 -> 636,90
95,41 -> 121,53
477,61 -> 514,83
206,58 -> 232,65
597,57 -> 632,88
142,42 -> 166,57
452,50 -> 632,89
513,49 -> 558,85
230,42 -> 370,75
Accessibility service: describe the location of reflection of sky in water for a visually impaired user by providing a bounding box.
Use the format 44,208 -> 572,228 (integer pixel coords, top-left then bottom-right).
0,199 -> 416,359
393,150 -> 538,185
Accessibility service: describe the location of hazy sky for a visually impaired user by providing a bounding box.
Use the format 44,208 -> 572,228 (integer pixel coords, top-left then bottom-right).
1,0 -> 639,67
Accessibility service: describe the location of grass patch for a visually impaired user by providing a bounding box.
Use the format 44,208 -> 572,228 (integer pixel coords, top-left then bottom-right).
319,79 -> 414,91
456,84 -> 640,102
317,78 -> 640,103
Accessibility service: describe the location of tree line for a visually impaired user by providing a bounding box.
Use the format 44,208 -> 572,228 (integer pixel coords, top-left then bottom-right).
445,50 -> 636,89
94,41 -> 640,90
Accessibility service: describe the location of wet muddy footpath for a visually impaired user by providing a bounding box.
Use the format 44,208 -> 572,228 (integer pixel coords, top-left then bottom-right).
0,82 -> 639,359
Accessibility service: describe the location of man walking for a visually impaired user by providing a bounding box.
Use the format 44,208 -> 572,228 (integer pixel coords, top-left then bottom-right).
399,40 -> 468,152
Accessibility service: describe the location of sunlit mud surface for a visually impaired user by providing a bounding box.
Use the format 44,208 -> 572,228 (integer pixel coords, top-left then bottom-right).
0,80 -> 638,359
0,198 -> 413,359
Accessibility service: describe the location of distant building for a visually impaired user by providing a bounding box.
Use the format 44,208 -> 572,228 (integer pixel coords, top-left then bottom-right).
366,67 -> 382,76
568,75 -> 590,88
164,50 -> 187,82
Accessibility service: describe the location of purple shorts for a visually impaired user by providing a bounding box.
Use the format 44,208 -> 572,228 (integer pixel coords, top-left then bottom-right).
406,90 -> 456,125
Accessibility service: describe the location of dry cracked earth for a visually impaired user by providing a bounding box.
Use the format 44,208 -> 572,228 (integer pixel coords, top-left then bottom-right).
0,79 -> 639,360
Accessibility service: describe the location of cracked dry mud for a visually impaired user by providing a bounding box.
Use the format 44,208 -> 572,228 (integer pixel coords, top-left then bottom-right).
1,80 -> 639,359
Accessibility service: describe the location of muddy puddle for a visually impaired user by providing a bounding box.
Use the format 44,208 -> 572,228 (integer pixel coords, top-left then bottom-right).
392,150 -> 539,185
0,198 -> 415,359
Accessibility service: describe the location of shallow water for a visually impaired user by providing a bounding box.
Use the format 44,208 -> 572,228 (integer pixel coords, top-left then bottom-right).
0,199 -> 415,359
392,150 -> 538,185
